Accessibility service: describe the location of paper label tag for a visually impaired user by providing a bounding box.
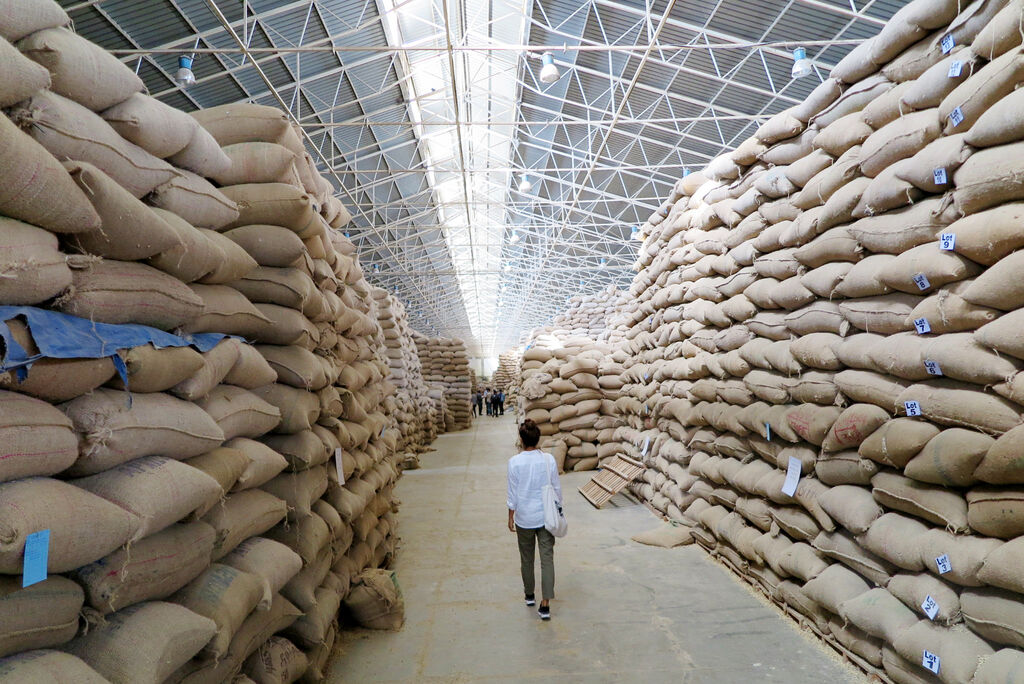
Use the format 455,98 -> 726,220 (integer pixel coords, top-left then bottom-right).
948,60 -> 963,77
935,554 -> 952,574
641,436 -> 650,456
922,595 -> 940,620
22,529 -> 49,588
949,106 -> 964,127
781,456 -> 801,497
924,360 -> 943,376
913,273 -> 931,291
913,317 -> 932,335
905,400 -> 923,417
334,448 -> 345,485
939,233 -> 956,250
941,33 -> 955,53
923,650 -> 941,675
933,167 -> 948,185
765,422 -> 771,441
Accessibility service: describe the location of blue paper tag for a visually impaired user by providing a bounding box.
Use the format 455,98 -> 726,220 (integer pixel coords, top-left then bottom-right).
22,529 -> 49,587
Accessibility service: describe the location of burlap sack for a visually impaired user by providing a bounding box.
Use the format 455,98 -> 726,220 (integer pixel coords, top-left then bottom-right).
63,161 -> 181,261
907,281 -> 1000,333
56,259 -> 205,331
170,563 -> 265,658
149,171 -> 240,231
895,380 -> 1023,434
18,27 -> 143,111
72,455 -> 221,541
221,536 -> 303,611
0,34 -> 49,107
0,389 -> 78,483
0,576 -> 81,657
0,112 -> 100,233
838,588 -> 918,643
871,471 -> 969,532
344,569 -> 405,630
893,621 -> 993,683
211,142 -> 298,186
224,224 -> 306,268
63,601 -> 217,684
12,91 -> 175,198
967,488 -> 1024,538
220,183 -> 322,239
202,489 -> 288,561
0,650 -> 112,682
166,122 -> 233,178
223,342 -> 278,388
73,521 -> 216,614
182,284 -> 272,337
61,388 -> 225,475
195,385 -> 282,441
905,427 -> 993,487
242,636 -> 309,684
974,648 -> 1024,683
0,321 -> 115,402
108,344 -> 204,393
191,103 -> 293,147
101,92 -> 197,158
0,477 -> 139,573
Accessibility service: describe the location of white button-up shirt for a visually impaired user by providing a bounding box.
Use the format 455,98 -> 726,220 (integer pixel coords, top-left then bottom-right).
507,449 -> 563,529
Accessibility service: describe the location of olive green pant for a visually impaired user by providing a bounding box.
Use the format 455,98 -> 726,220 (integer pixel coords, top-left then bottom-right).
516,525 -> 555,600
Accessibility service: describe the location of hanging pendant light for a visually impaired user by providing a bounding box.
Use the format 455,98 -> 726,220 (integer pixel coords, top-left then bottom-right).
791,47 -> 813,79
539,52 -> 560,84
174,55 -> 196,88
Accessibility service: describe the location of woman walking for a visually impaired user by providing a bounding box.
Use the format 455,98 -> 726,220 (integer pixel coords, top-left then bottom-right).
506,419 -> 562,619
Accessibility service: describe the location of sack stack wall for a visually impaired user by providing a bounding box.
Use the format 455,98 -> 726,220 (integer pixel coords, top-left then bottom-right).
372,287 -> 437,462
413,333 -> 473,431
0,3 -> 409,679
608,0 -> 1024,680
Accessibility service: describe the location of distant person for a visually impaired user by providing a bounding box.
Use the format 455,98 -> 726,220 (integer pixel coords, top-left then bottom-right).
498,390 -> 506,416
484,388 -> 493,416
507,419 -> 562,620
474,390 -> 484,417
491,390 -> 500,418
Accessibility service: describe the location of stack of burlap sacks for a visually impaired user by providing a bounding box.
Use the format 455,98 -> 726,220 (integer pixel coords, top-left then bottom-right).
550,286 -> 630,344
614,0 -> 1024,681
413,334 -> 473,431
518,329 -> 626,472
371,287 -> 438,460
492,351 -> 519,412
0,3 -> 404,680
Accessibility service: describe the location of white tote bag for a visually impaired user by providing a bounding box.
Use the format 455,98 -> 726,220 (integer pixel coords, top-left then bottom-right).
543,484 -> 568,538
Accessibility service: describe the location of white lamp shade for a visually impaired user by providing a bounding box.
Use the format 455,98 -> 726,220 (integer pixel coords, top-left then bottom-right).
539,52 -> 559,84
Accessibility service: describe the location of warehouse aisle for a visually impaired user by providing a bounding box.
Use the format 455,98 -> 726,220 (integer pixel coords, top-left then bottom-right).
330,417 -> 865,683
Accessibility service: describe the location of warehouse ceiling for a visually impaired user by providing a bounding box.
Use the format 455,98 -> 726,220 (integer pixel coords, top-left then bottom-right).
61,0 -> 902,356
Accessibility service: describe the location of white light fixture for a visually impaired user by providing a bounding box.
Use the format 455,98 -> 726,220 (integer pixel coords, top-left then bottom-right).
539,52 -> 560,84
599,257 -> 607,268
502,263 -> 512,273
517,173 -> 532,193
509,230 -> 521,244
791,47 -> 813,79
174,54 -> 196,88
631,226 -> 643,241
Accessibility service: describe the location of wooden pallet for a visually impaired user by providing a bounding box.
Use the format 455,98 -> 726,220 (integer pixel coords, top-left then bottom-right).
578,454 -> 644,508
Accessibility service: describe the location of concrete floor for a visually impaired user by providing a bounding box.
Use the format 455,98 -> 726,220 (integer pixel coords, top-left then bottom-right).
329,415 -> 867,684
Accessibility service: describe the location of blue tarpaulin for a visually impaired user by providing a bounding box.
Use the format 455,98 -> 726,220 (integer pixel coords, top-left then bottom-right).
0,307 -> 229,383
